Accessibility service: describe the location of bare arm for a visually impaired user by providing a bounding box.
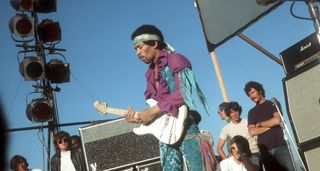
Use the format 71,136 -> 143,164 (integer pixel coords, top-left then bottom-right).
248,111 -> 281,136
248,124 -> 270,136
124,104 -> 163,125
216,138 -> 227,159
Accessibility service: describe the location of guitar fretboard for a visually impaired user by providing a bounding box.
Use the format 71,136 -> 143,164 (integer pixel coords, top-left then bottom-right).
105,107 -> 127,116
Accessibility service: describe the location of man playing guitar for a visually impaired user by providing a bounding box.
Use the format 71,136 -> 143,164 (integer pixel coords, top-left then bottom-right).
123,24 -> 213,171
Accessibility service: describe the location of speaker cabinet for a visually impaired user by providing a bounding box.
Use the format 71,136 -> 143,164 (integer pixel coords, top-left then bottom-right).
79,118 -> 160,171
303,146 -> 320,171
283,62 -> 320,144
283,62 -> 320,171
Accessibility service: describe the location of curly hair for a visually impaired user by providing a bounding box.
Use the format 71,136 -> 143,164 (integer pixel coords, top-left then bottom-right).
244,81 -> 265,97
225,101 -> 242,117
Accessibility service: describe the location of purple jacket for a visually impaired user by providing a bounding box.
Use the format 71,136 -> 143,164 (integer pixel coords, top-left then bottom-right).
144,50 -> 192,116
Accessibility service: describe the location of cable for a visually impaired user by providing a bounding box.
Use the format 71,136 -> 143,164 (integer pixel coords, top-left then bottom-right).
290,0 -> 315,20
71,71 -> 96,101
7,77 -> 23,121
37,124 -> 48,171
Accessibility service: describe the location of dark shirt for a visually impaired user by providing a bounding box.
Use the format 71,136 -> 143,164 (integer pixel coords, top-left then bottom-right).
248,100 -> 286,149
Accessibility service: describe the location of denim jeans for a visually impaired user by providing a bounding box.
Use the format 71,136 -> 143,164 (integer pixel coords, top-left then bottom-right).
260,144 -> 295,171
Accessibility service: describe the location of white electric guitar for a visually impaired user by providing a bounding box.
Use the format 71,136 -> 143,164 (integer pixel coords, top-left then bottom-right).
93,99 -> 188,145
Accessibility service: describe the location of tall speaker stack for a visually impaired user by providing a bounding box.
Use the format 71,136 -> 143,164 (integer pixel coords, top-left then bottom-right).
281,32 -> 320,171
79,118 -> 161,171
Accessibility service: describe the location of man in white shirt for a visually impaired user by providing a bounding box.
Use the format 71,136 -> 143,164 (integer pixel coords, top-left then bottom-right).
217,102 -> 260,160
50,131 -> 87,171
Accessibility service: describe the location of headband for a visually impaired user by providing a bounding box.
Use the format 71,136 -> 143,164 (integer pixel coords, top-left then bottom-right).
132,33 -> 175,53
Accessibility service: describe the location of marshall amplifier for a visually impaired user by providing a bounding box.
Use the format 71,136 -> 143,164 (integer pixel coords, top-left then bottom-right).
79,118 -> 160,171
280,32 -> 320,76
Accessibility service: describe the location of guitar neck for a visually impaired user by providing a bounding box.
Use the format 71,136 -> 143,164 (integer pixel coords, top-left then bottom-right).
105,107 -> 128,116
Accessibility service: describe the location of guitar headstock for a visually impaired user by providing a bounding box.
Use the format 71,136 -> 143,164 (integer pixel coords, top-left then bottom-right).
93,101 -> 109,115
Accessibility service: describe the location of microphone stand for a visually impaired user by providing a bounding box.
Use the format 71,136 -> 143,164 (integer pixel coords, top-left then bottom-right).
272,98 -> 307,171
307,0 -> 320,33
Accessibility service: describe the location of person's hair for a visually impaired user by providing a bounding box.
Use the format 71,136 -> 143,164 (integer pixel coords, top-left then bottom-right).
190,110 -> 201,125
53,131 -> 72,151
71,135 -> 82,147
71,135 -> 81,141
218,102 -> 229,113
244,81 -> 265,97
10,155 -> 28,171
230,135 -> 252,157
131,24 -> 166,50
225,101 -> 242,117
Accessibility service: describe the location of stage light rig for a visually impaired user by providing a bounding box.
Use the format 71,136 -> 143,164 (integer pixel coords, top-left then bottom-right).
9,1 -> 69,170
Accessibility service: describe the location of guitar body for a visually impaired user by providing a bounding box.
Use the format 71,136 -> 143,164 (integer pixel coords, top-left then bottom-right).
93,99 -> 188,145
133,99 -> 188,145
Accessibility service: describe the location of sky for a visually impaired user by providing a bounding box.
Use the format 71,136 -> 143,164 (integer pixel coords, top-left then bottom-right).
0,0 -> 316,170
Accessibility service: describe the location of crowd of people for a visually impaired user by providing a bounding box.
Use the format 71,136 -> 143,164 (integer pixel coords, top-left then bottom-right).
9,131 -> 86,171
6,24 -> 295,171
216,81 -> 295,171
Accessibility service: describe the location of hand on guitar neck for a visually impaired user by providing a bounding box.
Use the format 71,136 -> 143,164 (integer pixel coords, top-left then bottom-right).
122,105 -> 140,123
124,104 -> 163,125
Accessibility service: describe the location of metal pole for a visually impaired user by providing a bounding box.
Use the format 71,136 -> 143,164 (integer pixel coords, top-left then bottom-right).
307,0 -> 320,33
273,100 -> 307,171
210,50 -> 229,102
237,33 -> 283,65
6,119 -> 111,132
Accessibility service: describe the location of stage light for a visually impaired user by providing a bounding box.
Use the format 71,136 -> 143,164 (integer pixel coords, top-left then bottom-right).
37,19 -> 61,42
10,0 -> 33,12
256,0 -> 278,6
26,98 -> 53,122
19,56 -> 45,80
9,14 -> 34,37
34,0 -> 57,13
46,59 -> 70,83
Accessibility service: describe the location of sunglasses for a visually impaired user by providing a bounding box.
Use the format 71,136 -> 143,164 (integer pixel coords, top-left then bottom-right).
57,138 -> 68,144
